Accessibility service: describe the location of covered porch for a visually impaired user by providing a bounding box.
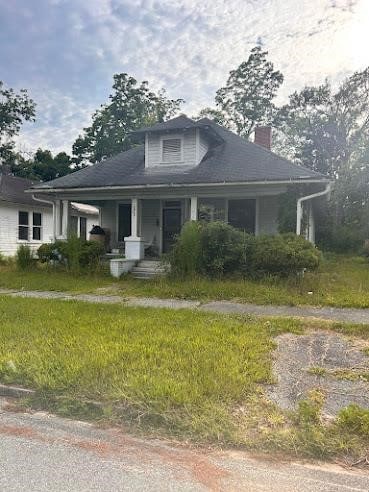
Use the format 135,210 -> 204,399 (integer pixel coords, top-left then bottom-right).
100,194 -> 282,260
54,192 -> 283,260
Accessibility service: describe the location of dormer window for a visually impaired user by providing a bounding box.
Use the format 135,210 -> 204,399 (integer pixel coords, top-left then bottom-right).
161,137 -> 182,163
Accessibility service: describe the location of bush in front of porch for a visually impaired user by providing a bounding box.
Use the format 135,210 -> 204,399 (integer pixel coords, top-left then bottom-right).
168,221 -> 320,278
38,237 -> 105,274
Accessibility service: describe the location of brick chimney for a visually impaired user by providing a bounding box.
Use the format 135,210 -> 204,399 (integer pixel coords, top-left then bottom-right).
254,126 -> 272,150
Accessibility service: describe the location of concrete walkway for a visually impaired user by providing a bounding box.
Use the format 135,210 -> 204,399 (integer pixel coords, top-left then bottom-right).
2,288 -> 369,324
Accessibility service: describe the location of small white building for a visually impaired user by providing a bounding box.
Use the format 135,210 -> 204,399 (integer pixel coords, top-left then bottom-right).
0,174 -> 99,256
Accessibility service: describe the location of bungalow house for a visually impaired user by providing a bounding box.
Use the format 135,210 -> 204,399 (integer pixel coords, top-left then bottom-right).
29,115 -> 329,269
0,173 -> 99,256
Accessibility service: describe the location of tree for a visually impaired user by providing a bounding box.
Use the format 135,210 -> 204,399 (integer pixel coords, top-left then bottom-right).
276,68 -> 369,178
276,67 -> 369,247
0,81 -> 35,166
72,74 -> 184,165
11,149 -> 73,181
198,47 -> 284,137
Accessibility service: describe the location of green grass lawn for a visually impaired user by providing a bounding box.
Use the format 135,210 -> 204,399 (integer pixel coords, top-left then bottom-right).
1,253 -> 369,308
0,295 -> 290,442
1,295 -> 369,460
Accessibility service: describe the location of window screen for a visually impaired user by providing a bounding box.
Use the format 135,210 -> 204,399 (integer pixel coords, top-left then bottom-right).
18,211 -> 29,240
32,212 -> 42,240
162,138 -> 181,163
228,199 -> 256,233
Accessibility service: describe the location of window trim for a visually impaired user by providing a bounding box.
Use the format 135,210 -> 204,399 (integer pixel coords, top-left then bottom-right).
32,212 -> 42,242
160,134 -> 184,164
18,211 -> 29,242
17,210 -> 43,243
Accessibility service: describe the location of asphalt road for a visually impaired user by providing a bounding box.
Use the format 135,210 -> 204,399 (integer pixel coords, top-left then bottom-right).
1,397 -> 369,492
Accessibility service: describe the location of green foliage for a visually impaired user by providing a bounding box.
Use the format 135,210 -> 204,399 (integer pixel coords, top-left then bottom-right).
37,238 -> 104,274
0,81 -> 35,165
0,252 -> 6,265
37,242 -> 60,263
294,390 -> 325,426
277,184 -> 317,234
337,405 -> 369,437
317,223 -> 365,254
16,244 -> 34,270
72,73 -> 183,165
249,233 -> 321,277
170,221 -> 320,279
11,148 -> 73,181
275,68 -> 369,248
199,222 -> 246,277
0,296 -> 276,442
168,221 -> 202,277
200,46 -> 283,137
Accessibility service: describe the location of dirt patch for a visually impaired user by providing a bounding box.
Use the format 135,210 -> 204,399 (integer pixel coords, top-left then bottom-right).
268,331 -> 369,415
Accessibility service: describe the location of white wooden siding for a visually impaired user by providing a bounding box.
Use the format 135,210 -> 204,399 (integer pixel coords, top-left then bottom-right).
0,202 -> 99,257
146,130 -> 198,167
198,133 -> 209,162
0,202 -> 53,256
258,195 -> 280,235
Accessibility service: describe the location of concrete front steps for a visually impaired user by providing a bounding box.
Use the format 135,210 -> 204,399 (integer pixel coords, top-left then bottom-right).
131,260 -> 166,280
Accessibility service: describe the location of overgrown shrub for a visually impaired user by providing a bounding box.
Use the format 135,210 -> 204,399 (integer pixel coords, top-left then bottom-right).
199,221 -> 245,277
317,224 -> 365,254
169,221 -> 202,277
16,244 -> 34,270
37,242 -> 61,263
37,237 -> 104,274
169,221 -> 320,279
0,251 -> 6,265
249,233 -> 321,277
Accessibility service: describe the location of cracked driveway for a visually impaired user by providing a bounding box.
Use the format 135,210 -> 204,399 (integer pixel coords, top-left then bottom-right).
268,331 -> 369,415
1,398 -> 369,491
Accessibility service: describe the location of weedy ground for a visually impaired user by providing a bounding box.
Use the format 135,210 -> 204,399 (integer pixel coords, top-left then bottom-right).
1,295 -> 369,461
1,254 -> 369,308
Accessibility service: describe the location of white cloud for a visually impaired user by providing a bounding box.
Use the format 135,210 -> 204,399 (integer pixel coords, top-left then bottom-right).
15,0 -> 368,153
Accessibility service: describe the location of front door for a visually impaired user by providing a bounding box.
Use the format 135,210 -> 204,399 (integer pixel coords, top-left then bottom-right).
162,203 -> 182,253
118,204 -> 132,242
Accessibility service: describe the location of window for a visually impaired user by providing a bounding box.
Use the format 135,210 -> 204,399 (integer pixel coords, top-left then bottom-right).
32,212 -> 42,241
162,138 -> 182,163
79,217 -> 87,240
228,199 -> 256,233
18,211 -> 43,241
18,211 -> 29,240
198,199 -> 226,222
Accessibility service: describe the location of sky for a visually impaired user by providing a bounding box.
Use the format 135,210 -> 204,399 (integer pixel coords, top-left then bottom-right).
0,0 -> 368,155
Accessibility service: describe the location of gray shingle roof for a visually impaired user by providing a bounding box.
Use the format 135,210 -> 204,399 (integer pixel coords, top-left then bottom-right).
133,114 -> 198,134
0,175 -> 52,207
32,117 -> 327,191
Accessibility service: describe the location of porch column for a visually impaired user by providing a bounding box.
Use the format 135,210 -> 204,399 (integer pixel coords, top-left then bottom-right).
61,200 -> 69,239
55,199 -> 61,238
131,197 -> 139,237
124,198 -> 144,260
190,196 -> 198,221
